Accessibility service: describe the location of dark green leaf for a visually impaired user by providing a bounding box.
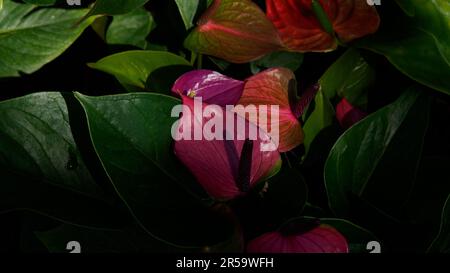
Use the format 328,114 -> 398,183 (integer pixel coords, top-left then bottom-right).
395,0 -> 450,66
302,90 -> 335,156
22,0 -> 56,5
90,16 -> 108,41
208,56 -> 231,71
403,156 -> 450,250
175,0 -> 200,30
0,0 -> 94,77
324,88 -> 431,216
88,50 -> 192,92
90,0 -> 149,16
319,48 -> 375,108
0,92 -> 124,227
0,93 -> 98,196
302,49 -> 375,157
36,223 -> 179,253
250,51 -> 303,74
428,195 -> 450,253
106,8 -> 155,49
357,1 -> 450,95
145,65 -> 193,94
75,92 -> 236,247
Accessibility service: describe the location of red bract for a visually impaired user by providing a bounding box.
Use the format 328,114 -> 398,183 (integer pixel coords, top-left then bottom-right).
173,96 -> 281,201
247,224 -> 349,253
184,0 -> 284,63
266,0 -> 380,52
336,97 -> 368,129
238,68 -> 304,152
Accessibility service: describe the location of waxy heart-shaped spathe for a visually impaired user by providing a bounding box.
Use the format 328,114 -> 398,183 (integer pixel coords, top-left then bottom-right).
184,0 -> 284,63
266,0 -> 380,52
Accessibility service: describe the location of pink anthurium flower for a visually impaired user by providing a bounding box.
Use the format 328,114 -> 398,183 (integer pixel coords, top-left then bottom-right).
336,97 -> 368,129
266,0 -> 380,52
172,68 -> 304,153
173,96 -> 282,201
247,223 -> 349,253
238,68 -> 304,152
184,0 -> 284,63
171,70 -> 245,107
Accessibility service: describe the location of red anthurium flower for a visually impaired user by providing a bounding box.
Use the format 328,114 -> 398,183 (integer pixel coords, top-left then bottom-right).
238,68 -> 304,152
266,0 -> 380,52
171,70 -> 245,107
184,0 -> 284,63
336,97 -> 368,129
173,96 -> 281,200
247,224 -> 349,253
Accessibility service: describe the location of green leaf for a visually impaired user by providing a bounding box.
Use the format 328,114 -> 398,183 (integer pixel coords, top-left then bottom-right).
0,0 -> 94,77
38,208 -> 243,253
357,1 -> 450,95
302,90 -> 335,156
75,92 -> 236,247
90,16 -> 108,41
106,8 -> 155,49
0,92 -> 124,227
319,48 -> 375,108
0,93 -> 97,196
324,88 -> 431,216
250,51 -> 303,74
89,0 -> 150,15
175,0 -> 200,30
404,156 -> 450,249
302,49 -> 375,158
22,0 -> 56,5
36,223 -> 180,253
209,56 -> 230,71
395,0 -> 450,66
37,225 -> 139,253
88,50 -> 192,92
145,65 -> 193,94
428,195 -> 450,253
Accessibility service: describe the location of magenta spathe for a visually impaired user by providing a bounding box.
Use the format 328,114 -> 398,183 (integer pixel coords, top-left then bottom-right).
247,223 -> 349,253
173,96 -> 282,200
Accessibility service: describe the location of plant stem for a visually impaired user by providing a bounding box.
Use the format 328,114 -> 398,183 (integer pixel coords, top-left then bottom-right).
190,51 -> 197,66
197,53 -> 203,69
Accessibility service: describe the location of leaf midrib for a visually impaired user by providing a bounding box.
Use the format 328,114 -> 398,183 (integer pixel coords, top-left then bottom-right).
355,93 -> 419,196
